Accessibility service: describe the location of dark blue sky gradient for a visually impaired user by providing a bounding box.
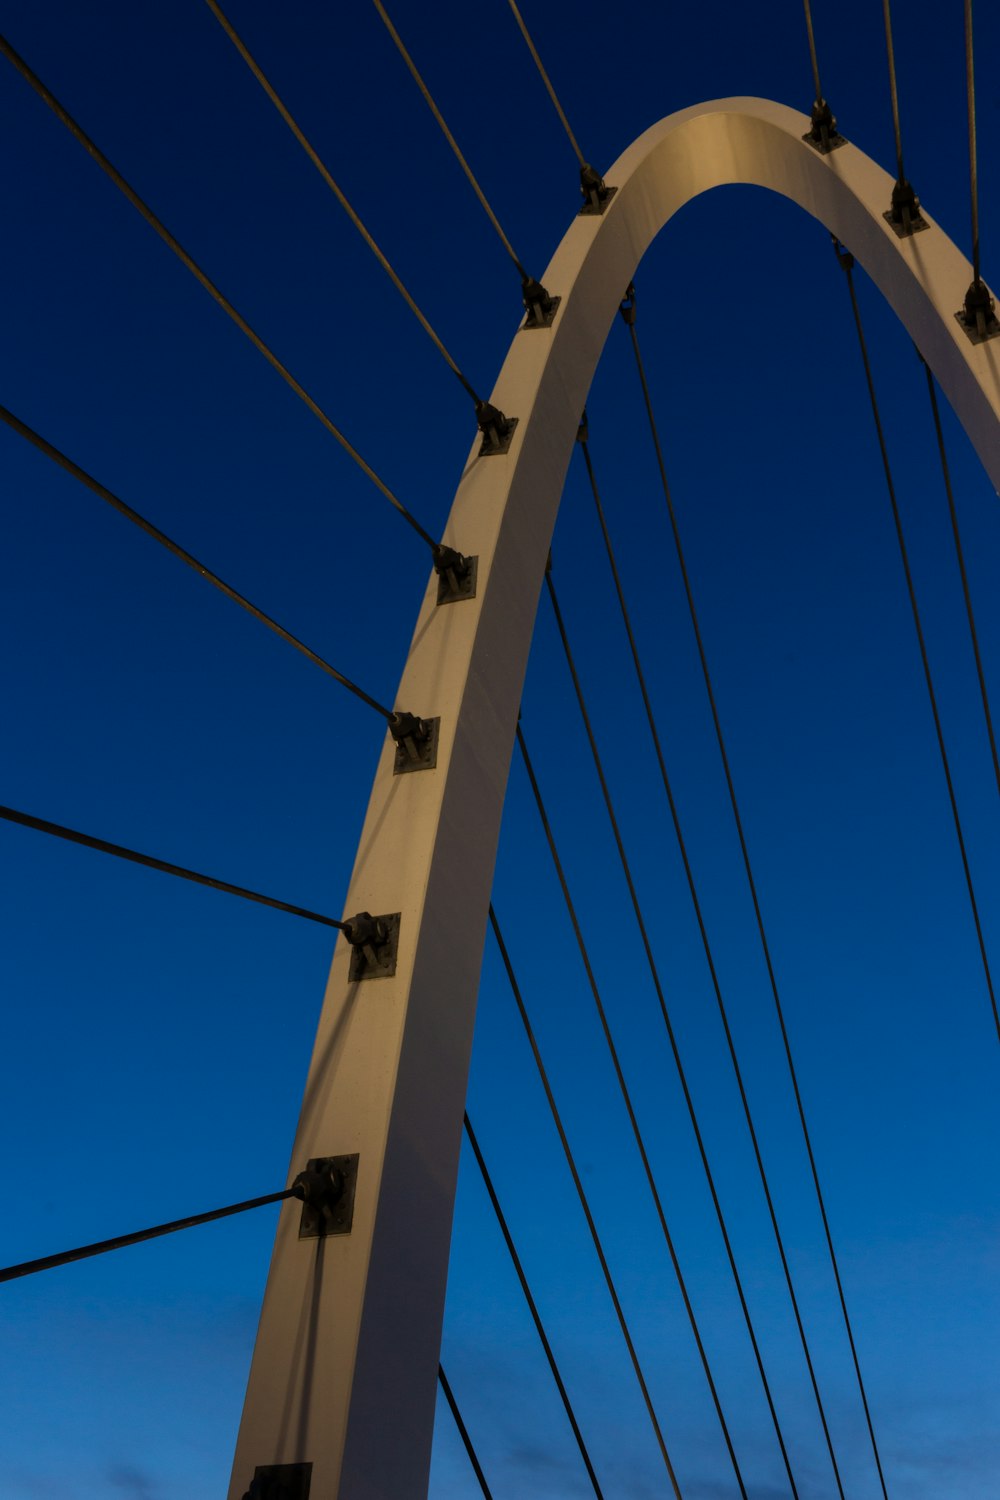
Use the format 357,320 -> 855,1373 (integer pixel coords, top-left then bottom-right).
1,2 -> 998,1497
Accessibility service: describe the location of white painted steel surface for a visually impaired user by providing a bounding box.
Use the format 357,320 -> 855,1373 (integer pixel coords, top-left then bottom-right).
229,97 -> 1000,1500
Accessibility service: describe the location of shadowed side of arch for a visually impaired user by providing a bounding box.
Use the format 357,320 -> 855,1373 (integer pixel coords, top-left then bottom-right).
230,98 -> 1000,1500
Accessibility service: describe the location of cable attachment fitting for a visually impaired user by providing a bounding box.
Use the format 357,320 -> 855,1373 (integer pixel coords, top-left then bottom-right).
803,98 -> 845,154
521,275 -> 560,329
433,543 -> 477,604
389,710 -> 440,773
956,278 -> 1000,345
579,162 -> 616,216
619,284 -> 636,326
832,238 -> 854,273
576,410 -> 589,444
293,1153 -> 359,1238
883,177 -> 927,238
341,909 -> 401,977
476,399 -> 518,456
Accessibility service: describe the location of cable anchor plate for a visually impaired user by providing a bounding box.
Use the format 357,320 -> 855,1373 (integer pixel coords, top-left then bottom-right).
476,401 -> 518,455
578,163 -> 616,215
803,99 -> 845,154
389,712 -> 440,772
883,177 -> 928,238
955,278 -> 1000,345
342,910 -> 401,978
521,276 -> 560,329
433,544 -> 478,604
294,1153 -> 359,1239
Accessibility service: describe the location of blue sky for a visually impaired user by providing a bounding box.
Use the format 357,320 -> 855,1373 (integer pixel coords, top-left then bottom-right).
1,1 -> 999,1497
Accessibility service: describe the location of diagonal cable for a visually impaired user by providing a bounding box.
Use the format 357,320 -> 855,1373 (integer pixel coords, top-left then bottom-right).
203,0 -> 484,406
437,1365 -> 494,1500
0,803 -> 345,930
838,244 -> 1000,1057
488,906 -> 681,1499
2,1185 -> 300,1284
624,294 -> 891,1499
921,360 -> 1000,805
1,405 -> 405,723
463,1111 -> 604,1499
504,0 -> 585,166
371,0 -> 528,281
518,722 -> 715,1497
578,430 -> 852,1491
0,31 -> 441,552
881,0 -> 907,185
546,561 -> 815,1498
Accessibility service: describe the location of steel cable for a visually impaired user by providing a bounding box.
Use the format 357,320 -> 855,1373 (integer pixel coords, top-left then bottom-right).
505,0 -> 586,166
204,0 -> 483,406
371,0 -> 529,281
0,803 -> 345,930
965,0 -> 982,285
488,906 -> 681,1499
437,1365 -> 494,1500
838,246 -> 1000,1059
1,405 -> 401,723
463,1112 -> 605,1499
542,564 -> 803,1500
1,1187 -> 299,1284
802,0 -> 824,104
882,0 -> 906,184
921,360 -> 1000,804
799,0 -> 840,152
624,299 -> 891,1499
517,722 -> 701,1498
0,32 -> 439,552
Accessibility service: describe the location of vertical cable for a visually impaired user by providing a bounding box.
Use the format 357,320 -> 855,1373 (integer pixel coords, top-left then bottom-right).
489,908 -> 683,1499
839,250 -> 1000,1060
803,0 -> 824,102
625,306 -> 891,1499
519,725 -> 697,1498
922,362 -> 1000,804
463,1113 -> 605,1499
965,0 -> 981,284
573,441 -> 855,1494
543,568 -> 809,1497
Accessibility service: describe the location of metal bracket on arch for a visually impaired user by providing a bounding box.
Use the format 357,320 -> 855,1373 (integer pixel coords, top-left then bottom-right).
579,162 -> 616,214
802,99 -> 845,154
389,712 -> 440,772
521,276 -> 561,329
294,1154 -> 360,1240
476,401 -> 518,455
955,279 -> 1000,345
883,177 -> 928,238
433,545 -> 478,604
342,910 -> 401,979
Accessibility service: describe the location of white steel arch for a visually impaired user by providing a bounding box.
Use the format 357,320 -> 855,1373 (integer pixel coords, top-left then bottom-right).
230,97 -> 1000,1500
